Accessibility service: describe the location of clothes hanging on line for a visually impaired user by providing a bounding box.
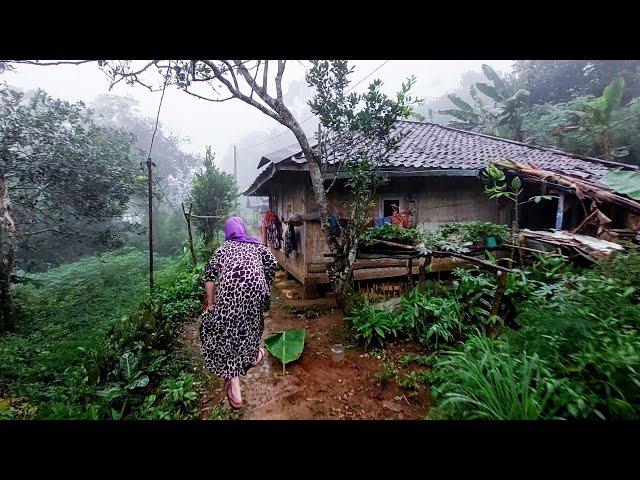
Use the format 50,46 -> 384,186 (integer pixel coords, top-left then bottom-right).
329,215 -> 342,236
284,223 -> 297,257
263,210 -> 283,249
391,210 -> 410,228
374,216 -> 393,228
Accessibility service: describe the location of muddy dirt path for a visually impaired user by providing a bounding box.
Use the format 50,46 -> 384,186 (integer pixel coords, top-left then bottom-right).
179,269 -> 430,420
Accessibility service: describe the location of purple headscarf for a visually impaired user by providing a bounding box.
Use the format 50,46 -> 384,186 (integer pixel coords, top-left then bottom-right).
225,216 -> 261,244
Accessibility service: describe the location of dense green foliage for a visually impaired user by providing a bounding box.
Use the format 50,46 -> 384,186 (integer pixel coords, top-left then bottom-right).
0,245 -> 234,420
361,221 -> 509,251
511,60 -> 640,106
361,223 -> 419,246
347,244 -> 640,420
0,87 -> 142,269
415,60 -> 640,166
347,267 -> 499,349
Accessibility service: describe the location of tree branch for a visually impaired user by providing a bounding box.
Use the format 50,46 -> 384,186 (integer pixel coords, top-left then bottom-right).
262,60 -> 269,95
221,60 -> 239,92
183,88 -> 234,103
106,61 -> 158,91
276,60 -> 286,103
202,60 -> 283,125
250,60 -> 261,101
23,228 -> 62,236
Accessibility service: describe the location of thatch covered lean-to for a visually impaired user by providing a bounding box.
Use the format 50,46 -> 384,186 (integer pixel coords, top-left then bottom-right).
244,120 -> 640,297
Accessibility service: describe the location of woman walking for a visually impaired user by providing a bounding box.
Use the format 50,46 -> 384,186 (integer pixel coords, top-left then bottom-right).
200,216 -> 277,409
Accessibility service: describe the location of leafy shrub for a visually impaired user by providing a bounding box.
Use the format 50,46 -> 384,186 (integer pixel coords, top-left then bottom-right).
2,246 -> 233,420
440,221 -> 510,245
509,272 -> 640,419
430,252 -> 640,420
431,334 -> 562,420
361,223 -> 419,246
345,297 -> 403,348
348,268 -> 501,350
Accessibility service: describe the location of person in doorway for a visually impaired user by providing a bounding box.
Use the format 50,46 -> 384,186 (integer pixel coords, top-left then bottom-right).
200,216 -> 277,409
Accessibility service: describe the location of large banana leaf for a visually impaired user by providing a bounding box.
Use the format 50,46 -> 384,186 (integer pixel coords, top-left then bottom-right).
447,94 -> 474,113
439,109 -> 479,121
264,329 -> 306,375
600,171 -> 640,200
602,76 -> 625,117
475,82 -> 504,103
470,84 -> 486,109
505,89 -> 530,106
482,64 -> 509,97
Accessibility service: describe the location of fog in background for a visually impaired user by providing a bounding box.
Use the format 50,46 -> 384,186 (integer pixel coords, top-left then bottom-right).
5,60 -> 513,193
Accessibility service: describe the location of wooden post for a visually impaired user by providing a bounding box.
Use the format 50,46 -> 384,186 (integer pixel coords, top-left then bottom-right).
419,254 -> 431,288
555,193 -> 565,230
182,202 -> 197,265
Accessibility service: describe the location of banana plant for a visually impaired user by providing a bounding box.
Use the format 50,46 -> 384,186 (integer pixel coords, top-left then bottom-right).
579,76 -> 626,160
439,64 -> 529,141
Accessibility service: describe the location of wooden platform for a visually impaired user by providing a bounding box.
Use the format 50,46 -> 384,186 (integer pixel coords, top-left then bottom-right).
272,245 -> 510,286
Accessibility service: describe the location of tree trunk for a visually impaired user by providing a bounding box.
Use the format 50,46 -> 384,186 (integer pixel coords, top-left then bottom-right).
284,115 -> 356,309
235,79 -> 356,310
182,203 -> 197,266
0,174 -> 16,332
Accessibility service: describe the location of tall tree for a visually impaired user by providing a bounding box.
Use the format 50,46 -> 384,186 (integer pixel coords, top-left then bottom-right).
0,86 -> 140,330
90,94 -> 202,255
578,76 -> 626,160
306,61 -> 419,302
188,146 -> 238,244
90,94 -> 200,203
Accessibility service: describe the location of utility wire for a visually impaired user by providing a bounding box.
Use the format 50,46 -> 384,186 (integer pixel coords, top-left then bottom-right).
572,110 -> 640,142
237,60 -> 391,152
146,73 -> 170,162
151,171 -> 184,219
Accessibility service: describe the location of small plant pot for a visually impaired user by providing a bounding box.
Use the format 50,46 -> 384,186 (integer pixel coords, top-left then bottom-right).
486,236 -> 498,248
331,344 -> 345,364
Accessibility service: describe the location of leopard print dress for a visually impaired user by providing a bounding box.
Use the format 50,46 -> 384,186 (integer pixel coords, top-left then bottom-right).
200,240 -> 277,380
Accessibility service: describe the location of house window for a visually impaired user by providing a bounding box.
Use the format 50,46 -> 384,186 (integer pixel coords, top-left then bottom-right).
379,195 -> 402,218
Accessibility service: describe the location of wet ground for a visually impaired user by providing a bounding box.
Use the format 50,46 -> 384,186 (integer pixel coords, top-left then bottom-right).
179,269 -> 431,420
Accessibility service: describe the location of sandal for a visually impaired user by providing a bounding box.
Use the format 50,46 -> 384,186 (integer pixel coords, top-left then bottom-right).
251,347 -> 266,368
225,380 -> 243,410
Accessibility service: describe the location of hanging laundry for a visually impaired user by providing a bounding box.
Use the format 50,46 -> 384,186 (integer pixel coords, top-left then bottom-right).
284,223 -> 297,257
329,215 -> 342,236
391,210 -> 410,228
264,210 -> 282,249
374,216 -> 393,228
274,215 -> 283,244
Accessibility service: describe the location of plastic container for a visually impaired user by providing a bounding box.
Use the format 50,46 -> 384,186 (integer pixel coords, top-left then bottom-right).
486,236 -> 498,248
331,344 -> 345,364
